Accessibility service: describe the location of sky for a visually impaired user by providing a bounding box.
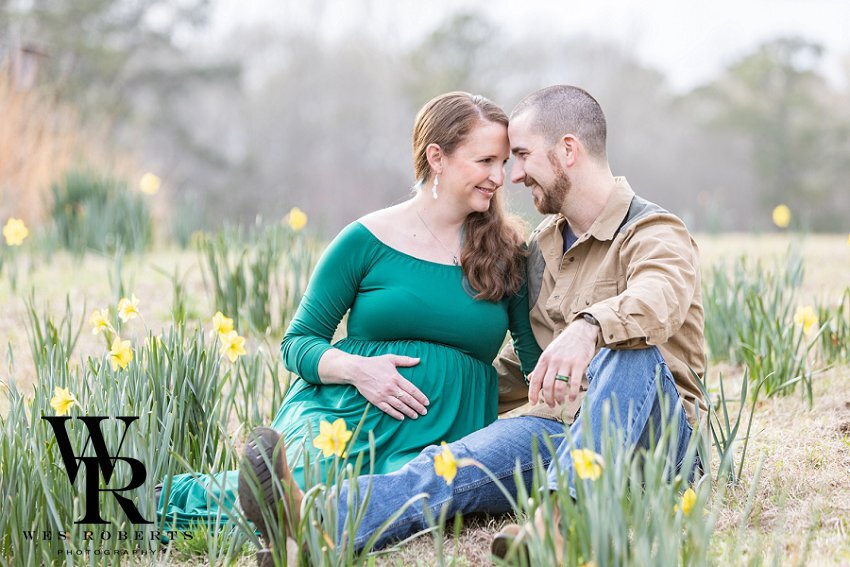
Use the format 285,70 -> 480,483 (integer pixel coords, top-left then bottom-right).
207,0 -> 850,92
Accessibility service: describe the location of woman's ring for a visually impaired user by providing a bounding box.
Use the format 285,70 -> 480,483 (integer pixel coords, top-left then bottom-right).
555,374 -> 571,383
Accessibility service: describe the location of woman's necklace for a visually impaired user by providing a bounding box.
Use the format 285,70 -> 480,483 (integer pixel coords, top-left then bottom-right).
414,208 -> 461,266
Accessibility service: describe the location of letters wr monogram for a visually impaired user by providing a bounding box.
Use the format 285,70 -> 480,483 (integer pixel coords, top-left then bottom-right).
42,416 -> 152,524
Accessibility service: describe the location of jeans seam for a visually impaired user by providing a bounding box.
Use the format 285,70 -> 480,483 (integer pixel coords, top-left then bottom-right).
353,454 -> 555,548
351,417 -> 562,549
454,456 -> 553,494
673,415 -> 694,469
619,361 -> 659,443
352,494 -> 453,549
658,363 -> 692,471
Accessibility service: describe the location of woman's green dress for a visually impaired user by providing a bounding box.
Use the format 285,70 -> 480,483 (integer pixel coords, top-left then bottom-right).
158,221 -> 541,528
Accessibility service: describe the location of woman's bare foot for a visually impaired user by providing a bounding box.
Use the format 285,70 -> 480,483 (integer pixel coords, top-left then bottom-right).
238,427 -> 303,566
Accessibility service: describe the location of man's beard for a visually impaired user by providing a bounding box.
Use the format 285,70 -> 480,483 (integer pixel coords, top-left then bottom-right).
530,153 -> 570,215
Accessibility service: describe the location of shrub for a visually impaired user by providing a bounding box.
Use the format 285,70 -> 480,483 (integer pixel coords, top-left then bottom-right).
702,250 -> 822,403
49,169 -> 153,255
198,220 -> 320,336
703,252 -> 803,365
169,192 -> 206,249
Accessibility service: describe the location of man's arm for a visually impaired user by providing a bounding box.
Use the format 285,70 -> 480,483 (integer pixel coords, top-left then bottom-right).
579,216 -> 699,348
531,215 -> 699,406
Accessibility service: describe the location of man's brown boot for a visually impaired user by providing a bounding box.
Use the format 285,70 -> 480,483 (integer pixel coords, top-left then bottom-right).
491,505 -> 564,564
491,523 -> 528,562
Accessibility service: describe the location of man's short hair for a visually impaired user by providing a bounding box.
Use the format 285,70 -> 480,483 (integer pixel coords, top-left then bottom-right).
511,85 -> 607,160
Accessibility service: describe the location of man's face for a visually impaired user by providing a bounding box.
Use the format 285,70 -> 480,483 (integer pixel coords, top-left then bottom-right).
508,113 -> 571,215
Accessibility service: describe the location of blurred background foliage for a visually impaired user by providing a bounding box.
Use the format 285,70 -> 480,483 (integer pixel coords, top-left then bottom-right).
1,0 -> 849,238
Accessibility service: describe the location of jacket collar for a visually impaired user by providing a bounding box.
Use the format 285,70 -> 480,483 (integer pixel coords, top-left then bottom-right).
585,176 -> 635,242
539,176 -> 635,254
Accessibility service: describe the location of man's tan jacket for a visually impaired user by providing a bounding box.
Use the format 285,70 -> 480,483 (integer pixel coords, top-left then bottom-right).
496,177 -> 707,426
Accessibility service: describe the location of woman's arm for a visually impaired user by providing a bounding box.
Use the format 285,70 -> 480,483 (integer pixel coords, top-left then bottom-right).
506,281 -> 544,378
280,222 -> 428,420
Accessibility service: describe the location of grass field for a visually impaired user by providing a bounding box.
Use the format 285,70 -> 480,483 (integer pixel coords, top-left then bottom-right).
1,232 -> 849,566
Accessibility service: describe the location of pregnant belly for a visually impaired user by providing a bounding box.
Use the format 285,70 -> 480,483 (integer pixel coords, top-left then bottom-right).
276,338 -> 500,479
331,337 -> 496,401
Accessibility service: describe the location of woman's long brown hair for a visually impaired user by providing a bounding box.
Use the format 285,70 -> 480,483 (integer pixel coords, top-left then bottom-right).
413,92 -> 526,301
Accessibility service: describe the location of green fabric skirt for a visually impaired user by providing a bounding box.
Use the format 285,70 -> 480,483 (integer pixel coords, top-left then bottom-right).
157,338 -> 497,528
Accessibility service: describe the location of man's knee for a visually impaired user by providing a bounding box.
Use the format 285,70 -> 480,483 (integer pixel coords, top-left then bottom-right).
589,346 -> 667,384
593,345 -> 663,365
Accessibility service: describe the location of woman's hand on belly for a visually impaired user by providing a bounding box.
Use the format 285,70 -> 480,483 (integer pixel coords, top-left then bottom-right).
317,349 -> 430,420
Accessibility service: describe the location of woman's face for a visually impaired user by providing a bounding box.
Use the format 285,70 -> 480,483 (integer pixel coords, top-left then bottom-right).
439,120 -> 509,214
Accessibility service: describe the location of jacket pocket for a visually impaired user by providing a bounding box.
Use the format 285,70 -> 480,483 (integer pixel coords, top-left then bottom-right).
569,279 -> 619,315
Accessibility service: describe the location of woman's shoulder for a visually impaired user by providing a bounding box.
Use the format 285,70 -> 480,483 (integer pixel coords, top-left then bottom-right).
324,219 -> 377,252
325,205 -> 411,255
356,204 -> 411,245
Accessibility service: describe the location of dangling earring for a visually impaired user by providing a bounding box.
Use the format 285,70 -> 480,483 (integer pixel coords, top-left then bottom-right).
431,174 -> 439,199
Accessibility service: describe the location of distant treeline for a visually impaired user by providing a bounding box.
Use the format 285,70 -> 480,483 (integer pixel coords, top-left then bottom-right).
2,4 -> 848,234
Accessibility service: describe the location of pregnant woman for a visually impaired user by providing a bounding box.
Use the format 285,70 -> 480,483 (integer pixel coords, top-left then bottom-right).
157,91 -> 541,528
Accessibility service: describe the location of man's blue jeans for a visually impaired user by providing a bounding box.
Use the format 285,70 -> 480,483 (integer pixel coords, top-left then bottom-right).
336,346 -> 695,550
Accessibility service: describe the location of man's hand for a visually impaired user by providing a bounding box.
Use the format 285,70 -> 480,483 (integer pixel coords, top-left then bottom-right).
529,319 -> 600,407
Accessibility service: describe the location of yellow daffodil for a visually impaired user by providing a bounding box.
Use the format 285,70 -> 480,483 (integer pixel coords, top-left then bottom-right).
212,311 -> 234,337
794,306 -> 819,336
109,337 -> 133,370
219,330 -> 247,363
139,173 -> 161,195
675,487 -> 697,515
117,294 -> 140,322
434,442 -> 458,485
89,308 -> 113,335
287,207 -> 308,232
50,387 -> 78,416
312,418 -> 353,458
3,217 -> 29,246
571,448 -> 604,481
771,204 -> 791,229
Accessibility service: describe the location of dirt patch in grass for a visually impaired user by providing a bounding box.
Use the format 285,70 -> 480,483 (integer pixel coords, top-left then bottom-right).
374,514 -> 511,566
710,366 -> 850,565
